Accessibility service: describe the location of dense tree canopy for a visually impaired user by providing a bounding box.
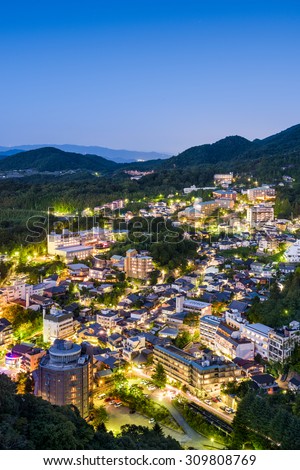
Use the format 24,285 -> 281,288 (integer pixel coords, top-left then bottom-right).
0,375 -> 181,450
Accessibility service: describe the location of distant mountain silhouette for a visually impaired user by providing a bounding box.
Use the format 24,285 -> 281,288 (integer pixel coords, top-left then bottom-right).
1,124 -> 300,173
0,144 -> 170,163
159,124 -> 300,168
0,147 -> 118,172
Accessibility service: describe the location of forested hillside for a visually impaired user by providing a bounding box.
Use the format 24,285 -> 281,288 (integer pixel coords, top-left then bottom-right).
0,375 -> 181,450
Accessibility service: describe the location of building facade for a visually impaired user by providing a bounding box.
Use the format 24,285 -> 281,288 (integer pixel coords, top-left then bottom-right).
268,322 -> 300,363
247,186 -> 275,202
37,340 -> 93,418
43,306 -> 74,343
247,204 -> 274,227
124,249 -> 154,279
200,315 -> 221,347
153,344 -> 240,393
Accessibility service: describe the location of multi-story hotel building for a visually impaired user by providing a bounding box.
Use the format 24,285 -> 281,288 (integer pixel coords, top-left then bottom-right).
47,228 -> 103,262
200,315 -> 221,347
153,344 -> 240,393
268,322 -> 300,363
247,186 -> 275,202
37,340 -> 93,418
43,306 -> 74,343
241,323 -> 271,360
124,249 -> 154,279
96,310 -> 120,329
247,204 -> 274,228
212,190 -> 237,200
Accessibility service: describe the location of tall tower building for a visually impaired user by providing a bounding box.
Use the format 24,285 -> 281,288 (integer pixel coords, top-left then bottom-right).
124,249 -> 154,279
36,340 -> 93,418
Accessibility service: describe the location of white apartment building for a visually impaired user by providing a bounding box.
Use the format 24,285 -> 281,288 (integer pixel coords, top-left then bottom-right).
241,323 -> 272,359
214,173 -> 233,185
183,185 -> 201,194
268,322 -> 300,363
96,310 -> 120,329
200,315 -> 221,347
247,186 -> 275,202
285,239 -> 300,263
176,296 -> 212,316
247,204 -> 274,227
122,336 -> 146,361
43,307 -> 74,343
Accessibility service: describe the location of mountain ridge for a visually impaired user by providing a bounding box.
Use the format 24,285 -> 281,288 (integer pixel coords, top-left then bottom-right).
0,147 -> 118,173
0,144 -> 170,163
0,124 -> 300,174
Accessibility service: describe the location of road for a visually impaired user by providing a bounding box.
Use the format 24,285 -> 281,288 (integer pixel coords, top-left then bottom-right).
132,366 -> 233,424
152,393 -> 220,449
93,398 -> 206,449
94,372 -> 227,449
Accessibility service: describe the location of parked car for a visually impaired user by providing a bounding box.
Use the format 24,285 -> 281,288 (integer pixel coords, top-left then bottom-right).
204,399 -> 212,405
149,418 -> 155,423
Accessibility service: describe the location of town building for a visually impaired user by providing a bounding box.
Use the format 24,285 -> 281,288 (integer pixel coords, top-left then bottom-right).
47,228 -> 102,261
247,186 -> 275,202
268,322 -> 300,363
0,318 -> 13,346
153,344 -> 240,393
37,340 -> 93,418
241,323 -> 271,360
124,249 -> 154,279
176,296 -> 212,316
101,199 -> 124,211
247,204 -> 274,227
67,263 -> 90,280
200,315 -> 221,347
122,336 -> 146,361
250,373 -> 278,393
212,190 -> 237,200
96,310 -> 120,330
5,343 -> 46,372
214,173 -> 233,186
285,239 -> 300,263
183,185 -> 201,194
43,306 -> 74,343
215,322 -> 254,360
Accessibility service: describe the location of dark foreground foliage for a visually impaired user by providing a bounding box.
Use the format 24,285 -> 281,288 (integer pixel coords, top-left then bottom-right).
0,375 -> 181,450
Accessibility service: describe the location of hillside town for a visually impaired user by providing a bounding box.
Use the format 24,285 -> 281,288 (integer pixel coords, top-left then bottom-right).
1,171 -> 300,449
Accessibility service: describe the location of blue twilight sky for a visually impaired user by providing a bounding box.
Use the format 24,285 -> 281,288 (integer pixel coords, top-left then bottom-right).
0,0 -> 300,154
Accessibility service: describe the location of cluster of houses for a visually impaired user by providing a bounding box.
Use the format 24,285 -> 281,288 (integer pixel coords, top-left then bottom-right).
3,173 -> 300,403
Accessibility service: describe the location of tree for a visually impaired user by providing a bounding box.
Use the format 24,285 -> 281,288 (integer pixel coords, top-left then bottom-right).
89,406 -> 109,430
173,331 -> 191,349
16,372 -> 34,394
151,363 -> 167,388
0,375 -> 181,450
